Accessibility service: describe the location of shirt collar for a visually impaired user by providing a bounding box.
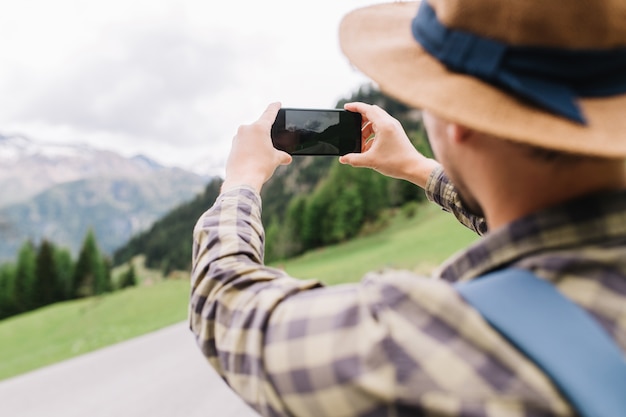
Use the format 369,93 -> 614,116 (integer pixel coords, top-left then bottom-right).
437,189 -> 626,282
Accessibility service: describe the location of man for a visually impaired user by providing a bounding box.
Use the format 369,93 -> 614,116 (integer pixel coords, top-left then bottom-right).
190,1 -> 626,416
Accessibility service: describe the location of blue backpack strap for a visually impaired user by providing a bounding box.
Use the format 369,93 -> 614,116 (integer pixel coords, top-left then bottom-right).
455,268 -> 626,417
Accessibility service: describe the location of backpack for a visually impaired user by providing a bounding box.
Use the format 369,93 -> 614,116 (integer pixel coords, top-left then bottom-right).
455,268 -> 626,417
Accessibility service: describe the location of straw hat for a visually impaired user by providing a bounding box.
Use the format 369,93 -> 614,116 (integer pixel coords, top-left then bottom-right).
339,0 -> 626,157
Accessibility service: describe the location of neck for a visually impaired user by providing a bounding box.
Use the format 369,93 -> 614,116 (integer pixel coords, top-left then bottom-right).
480,157 -> 626,230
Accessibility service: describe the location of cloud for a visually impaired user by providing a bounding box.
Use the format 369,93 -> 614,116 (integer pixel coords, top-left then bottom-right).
12,24 -> 274,146
0,0 -> 377,171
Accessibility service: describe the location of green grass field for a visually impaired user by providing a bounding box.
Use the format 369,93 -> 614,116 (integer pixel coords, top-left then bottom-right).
0,203 -> 478,381
278,203 -> 477,285
0,279 -> 190,381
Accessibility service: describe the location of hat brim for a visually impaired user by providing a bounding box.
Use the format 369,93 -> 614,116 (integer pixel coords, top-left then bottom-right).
339,2 -> 626,157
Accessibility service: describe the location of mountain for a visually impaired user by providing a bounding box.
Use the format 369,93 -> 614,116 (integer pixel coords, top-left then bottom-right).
0,134 -> 175,207
113,178 -> 223,273
0,134 -> 209,261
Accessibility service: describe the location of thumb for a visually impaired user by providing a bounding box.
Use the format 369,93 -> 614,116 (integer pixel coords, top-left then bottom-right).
277,151 -> 292,166
339,153 -> 370,168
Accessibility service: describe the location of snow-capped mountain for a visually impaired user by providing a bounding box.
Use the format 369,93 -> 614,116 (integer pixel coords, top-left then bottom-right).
0,133 -> 211,261
0,134 -> 96,161
0,134 -> 171,207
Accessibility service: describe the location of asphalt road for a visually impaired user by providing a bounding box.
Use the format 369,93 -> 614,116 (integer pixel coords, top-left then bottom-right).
0,322 -> 260,417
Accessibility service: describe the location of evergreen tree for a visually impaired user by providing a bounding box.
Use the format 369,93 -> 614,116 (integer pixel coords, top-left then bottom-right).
329,185 -> 364,242
0,263 -> 17,319
264,219 -> 281,262
34,240 -> 59,308
301,189 -> 328,249
98,256 -> 113,294
73,229 -> 107,298
119,262 -> 137,289
266,196 -> 308,262
13,241 -> 37,313
54,247 -> 74,301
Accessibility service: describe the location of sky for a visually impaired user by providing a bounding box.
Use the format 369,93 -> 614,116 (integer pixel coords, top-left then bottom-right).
0,0 -> 383,176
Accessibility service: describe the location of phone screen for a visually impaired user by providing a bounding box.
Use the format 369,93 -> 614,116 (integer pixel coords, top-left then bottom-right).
271,108 -> 362,155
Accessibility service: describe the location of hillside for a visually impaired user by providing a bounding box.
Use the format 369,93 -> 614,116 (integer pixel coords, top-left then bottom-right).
113,178 -> 224,272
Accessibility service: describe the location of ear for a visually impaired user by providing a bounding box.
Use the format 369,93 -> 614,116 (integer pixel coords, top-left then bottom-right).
446,123 -> 473,144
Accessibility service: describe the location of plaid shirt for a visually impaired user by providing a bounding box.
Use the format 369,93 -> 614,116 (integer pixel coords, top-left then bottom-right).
190,166 -> 626,417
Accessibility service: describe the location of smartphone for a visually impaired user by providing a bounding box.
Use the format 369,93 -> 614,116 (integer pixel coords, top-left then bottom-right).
271,108 -> 362,155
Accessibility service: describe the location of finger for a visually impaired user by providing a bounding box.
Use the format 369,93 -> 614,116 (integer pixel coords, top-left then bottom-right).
259,102 -> 282,124
339,153 -> 370,168
277,151 -> 292,166
361,122 -> 374,140
344,102 -> 372,125
344,101 -> 371,114
346,102 -> 397,137
352,103 -> 392,128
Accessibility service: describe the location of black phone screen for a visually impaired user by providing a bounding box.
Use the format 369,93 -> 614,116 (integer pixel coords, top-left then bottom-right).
271,108 -> 362,155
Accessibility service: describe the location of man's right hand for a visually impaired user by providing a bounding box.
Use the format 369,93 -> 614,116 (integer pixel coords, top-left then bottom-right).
220,102 -> 292,194
339,102 -> 440,189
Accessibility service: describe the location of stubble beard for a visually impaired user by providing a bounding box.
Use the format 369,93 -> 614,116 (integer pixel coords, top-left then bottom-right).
446,168 -> 485,218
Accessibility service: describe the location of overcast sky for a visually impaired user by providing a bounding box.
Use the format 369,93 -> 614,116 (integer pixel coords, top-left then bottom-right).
0,0 -> 382,175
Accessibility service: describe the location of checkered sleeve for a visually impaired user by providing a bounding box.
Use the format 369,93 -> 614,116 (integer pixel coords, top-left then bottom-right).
425,166 -> 488,235
190,186 -> 322,415
190,187 -> 570,417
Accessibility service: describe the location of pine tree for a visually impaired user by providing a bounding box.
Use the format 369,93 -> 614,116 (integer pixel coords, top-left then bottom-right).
301,192 -> 327,249
98,256 -> 112,294
54,247 -> 74,301
34,240 -> 59,307
329,185 -> 364,242
73,229 -> 107,298
0,263 -> 17,319
13,241 -> 37,312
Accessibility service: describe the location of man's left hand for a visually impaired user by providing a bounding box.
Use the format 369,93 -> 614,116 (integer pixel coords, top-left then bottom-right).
221,102 -> 292,193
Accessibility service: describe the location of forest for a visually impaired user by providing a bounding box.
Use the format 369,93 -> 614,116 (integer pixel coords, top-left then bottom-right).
0,229 -> 137,320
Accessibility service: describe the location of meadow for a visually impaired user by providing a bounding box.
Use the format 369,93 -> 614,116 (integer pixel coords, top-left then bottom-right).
0,203 -> 478,381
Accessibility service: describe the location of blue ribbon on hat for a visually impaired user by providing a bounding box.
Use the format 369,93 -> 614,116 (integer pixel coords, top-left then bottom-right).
411,1 -> 626,124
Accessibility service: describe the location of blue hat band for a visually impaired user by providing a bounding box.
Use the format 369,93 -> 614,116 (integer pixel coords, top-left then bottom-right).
411,2 -> 626,124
